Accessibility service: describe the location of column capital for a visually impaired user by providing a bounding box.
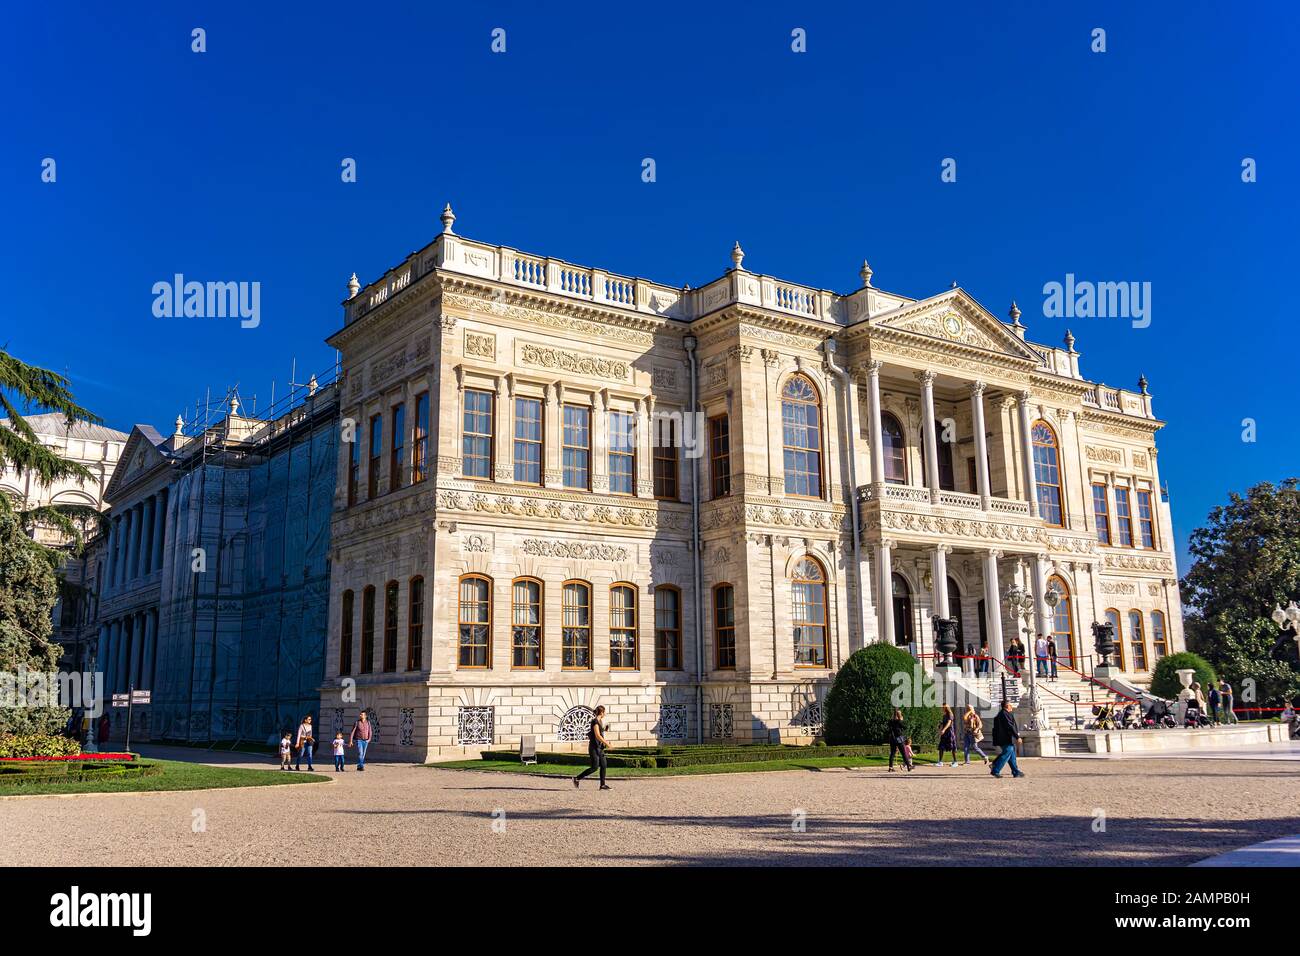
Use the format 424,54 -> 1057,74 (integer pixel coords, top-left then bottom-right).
867,359 -> 883,375
880,538 -> 896,551
970,380 -> 987,396
1018,389 -> 1033,404
916,369 -> 936,387
987,549 -> 1004,560
936,543 -> 953,555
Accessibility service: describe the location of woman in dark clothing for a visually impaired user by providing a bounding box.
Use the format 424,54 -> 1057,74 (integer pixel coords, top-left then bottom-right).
887,707 -> 913,772
936,704 -> 959,767
574,705 -> 612,790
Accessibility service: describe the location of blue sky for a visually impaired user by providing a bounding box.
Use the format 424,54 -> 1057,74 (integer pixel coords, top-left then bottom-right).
3,1 -> 1297,572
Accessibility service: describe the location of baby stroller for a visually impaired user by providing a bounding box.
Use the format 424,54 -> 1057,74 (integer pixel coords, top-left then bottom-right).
1144,700 -> 1177,728
1118,702 -> 1143,729
1184,702 -> 1211,728
1089,703 -> 1116,730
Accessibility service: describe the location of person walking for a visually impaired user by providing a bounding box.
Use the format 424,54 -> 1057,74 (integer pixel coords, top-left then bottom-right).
936,704 -> 959,767
990,701 -> 1026,778
1207,683 -> 1221,725
332,733 -> 347,772
1047,637 -> 1059,680
962,704 -> 989,766
977,638 -> 991,676
1035,634 -> 1049,677
97,713 -> 111,747
279,731 -> 292,771
573,705 -> 612,790
349,710 -> 373,771
1220,681 -> 1238,724
886,707 -> 913,772
294,714 -> 315,771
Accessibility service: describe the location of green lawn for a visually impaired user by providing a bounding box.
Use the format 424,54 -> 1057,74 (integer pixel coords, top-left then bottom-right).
0,758 -> 330,797
428,753 -> 950,777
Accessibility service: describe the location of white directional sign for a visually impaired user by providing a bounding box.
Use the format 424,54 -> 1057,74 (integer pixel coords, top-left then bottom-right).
131,690 -> 152,704
111,694 -> 129,708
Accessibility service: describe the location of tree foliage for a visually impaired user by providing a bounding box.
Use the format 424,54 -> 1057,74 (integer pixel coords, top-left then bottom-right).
0,349 -> 100,487
0,508 -> 68,735
1180,478 -> 1300,707
823,643 -> 942,747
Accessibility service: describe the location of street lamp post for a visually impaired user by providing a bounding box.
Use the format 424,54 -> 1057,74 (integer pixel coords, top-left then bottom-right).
1003,579 -> 1062,732
1270,601 -> 1300,663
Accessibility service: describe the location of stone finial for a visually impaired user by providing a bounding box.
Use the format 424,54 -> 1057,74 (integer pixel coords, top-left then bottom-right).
1009,300 -> 1023,328
440,203 -> 456,235
347,273 -> 360,299
174,414 -> 184,437
951,280 -> 958,289
1138,374 -> 1149,395
731,241 -> 745,272
307,374 -> 318,396
1064,329 -> 1075,353
860,260 -> 873,288
229,394 -> 240,417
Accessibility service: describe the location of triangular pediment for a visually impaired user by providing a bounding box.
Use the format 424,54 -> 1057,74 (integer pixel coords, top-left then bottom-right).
105,426 -> 171,501
870,289 -> 1041,363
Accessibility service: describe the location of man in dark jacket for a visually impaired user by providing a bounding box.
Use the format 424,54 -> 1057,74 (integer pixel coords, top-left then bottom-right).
990,701 -> 1026,778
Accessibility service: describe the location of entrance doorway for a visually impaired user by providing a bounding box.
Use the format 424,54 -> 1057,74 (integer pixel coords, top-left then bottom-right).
892,573 -> 914,652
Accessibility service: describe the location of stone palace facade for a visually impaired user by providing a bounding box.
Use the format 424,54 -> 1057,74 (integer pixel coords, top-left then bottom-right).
323,207 -> 1184,760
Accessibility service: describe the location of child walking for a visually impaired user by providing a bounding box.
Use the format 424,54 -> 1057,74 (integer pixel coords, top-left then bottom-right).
332,732 -> 346,772
279,732 -> 292,771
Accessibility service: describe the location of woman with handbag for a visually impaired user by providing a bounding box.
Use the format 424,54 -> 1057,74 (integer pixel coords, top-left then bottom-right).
962,704 -> 989,766
294,714 -> 316,771
887,708 -> 912,772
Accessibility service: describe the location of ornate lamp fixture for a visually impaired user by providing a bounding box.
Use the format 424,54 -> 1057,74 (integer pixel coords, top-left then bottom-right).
931,615 -> 960,667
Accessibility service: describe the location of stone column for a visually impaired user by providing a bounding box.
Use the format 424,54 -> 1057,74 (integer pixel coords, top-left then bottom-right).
115,618 -> 129,695
919,371 -> 940,501
125,505 -> 139,582
141,497 -> 155,575
592,390 -> 607,492
876,539 -> 895,645
1018,391 -> 1040,518
114,514 -> 127,587
151,489 -> 167,571
104,519 -> 118,592
983,550 -> 1006,667
128,612 -> 144,689
96,623 -> 111,705
500,375 -> 514,482
544,383 -> 562,488
636,396 -> 652,498
970,381 -> 992,510
931,545 -> 950,617
866,361 -> 885,485
1030,552 -> 1052,641
142,610 -> 158,689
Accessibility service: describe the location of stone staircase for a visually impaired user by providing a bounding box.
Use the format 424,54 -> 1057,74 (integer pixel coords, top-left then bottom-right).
947,665 -> 1135,730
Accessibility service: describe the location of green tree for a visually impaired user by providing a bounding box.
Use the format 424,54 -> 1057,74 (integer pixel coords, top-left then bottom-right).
823,643 -> 942,747
1181,478 -> 1300,708
1149,651 -> 1217,700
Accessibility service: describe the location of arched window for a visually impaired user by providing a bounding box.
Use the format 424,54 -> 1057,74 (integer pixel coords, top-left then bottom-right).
781,375 -> 823,497
407,576 -> 424,671
1048,575 -> 1074,665
562,580 -> 592,669
714,584 -> 736,669
361,585 -> 376,674
1032,421 -> 1064,527
383,580 -> 399,672
610,584 -> 638,670
1151,610 -> 1168,661
1105,608 -> 1124,670
792,557 -> 828,667
882,413 -> 907,484
892,572 -> 914,649
511,577 -> 543,669
339,589 -> 354,676
654,585 -> 682,670
1128,609 -> 1147,671
457,574 -> 492,668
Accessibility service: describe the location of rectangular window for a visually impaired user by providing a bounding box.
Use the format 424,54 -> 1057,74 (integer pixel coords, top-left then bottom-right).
1151,611 -> 1168,661
458,576 -> 491,668
709,415 -> 731,498
714,585 -> 736,669
608,410 -> 636,495
383,581 -> 398,672
407,577 -> 424,671
513,397 -> 543,484
462,389 -> 493,478
652,415 -> 678,499
367,414 -> 382,499
511,579 -> 543,669
609,585 -> 638,669
1136,490 -> 1156,549
412,393 -> 429,484
339,590 -> 354,676
562,404 -> 590,490
654,586 -> 681,669
348,430 -> 360,506
389,403 -> 405,493
1114,487 -> 1134,547
360,586 -> 375,674
1092,483 -> 1111,545
1129,611 -> 1148,671
562,582 -> 592,669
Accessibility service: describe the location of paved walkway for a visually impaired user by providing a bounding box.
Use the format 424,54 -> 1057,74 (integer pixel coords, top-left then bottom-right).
4,750 -> 1300,866
1194,833 -> 1300,866
1062,740 -> 1300,761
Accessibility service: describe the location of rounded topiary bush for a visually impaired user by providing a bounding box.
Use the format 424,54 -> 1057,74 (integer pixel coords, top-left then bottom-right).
1150,651 -> 1218,700
823,644 -> 942,748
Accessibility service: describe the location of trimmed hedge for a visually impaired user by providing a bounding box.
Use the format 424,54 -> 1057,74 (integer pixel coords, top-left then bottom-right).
0,761 -> 160,786
0,733 -> 81,759
1150,652 -> 1218,700
480,743 -> 899,769
823,644 -> 943,747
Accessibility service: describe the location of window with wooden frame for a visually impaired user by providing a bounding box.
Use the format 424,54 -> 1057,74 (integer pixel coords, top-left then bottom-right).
339,589 -> 354,676
1048,574 -> 1074,665
1092,483 -> 1111,545
562,405 -> 591,490
1128,609 -> 1147,671
882,413 -> 907,484
458,574 -> 492,668
1136,490 -> 1156,549
1114,487 -> 1135,546
462,389 -> 493,479
347,430 -> 360,506
709,414 -> 731,498
1150,610 -> 1168,661
1105,608 -> 1125,670
367,414 -> 382,499
654,585 -> 682,670
714,583 -> 736,669
389,403 -> 405,492
653,415 -> 678,499
511,577 -> 543,669
781,375 -> 823,497
1031,420 -> 1064,527
609,584 -> 638,669
406,576 -> 423,671
412,392 -> 430,484
360,585 -> 376,674
608,410 -> 636,495
513,396 -> 543,484
791,557 -> 828,667
383,580 -> 398,672
562,580 -> 592,669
